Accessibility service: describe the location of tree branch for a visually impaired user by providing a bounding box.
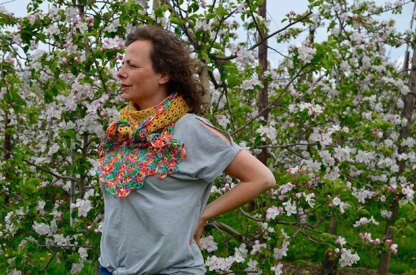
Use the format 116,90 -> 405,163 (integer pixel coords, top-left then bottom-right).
232,64 -> 310,135
0,147 -> 76,181
215,11 -> 312,61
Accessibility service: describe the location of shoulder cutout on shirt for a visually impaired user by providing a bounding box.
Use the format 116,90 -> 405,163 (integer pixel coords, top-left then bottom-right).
196,119 -> 232,145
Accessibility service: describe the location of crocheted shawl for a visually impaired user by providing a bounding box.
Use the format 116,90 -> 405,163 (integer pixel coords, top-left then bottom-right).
98,93 -> 189,198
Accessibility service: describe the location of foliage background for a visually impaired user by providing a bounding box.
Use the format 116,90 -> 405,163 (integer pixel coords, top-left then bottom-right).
0,0 -> 416,274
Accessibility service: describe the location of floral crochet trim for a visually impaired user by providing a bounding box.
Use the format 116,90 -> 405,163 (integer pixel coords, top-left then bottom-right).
97,94 -> 188,198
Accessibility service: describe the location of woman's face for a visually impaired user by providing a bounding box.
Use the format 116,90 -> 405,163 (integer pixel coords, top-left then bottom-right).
117,40 -> 169,109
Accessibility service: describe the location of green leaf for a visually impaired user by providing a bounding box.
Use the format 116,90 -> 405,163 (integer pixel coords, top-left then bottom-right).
357,209 -> 370,217
154,7 -> 164,18
321,233 -> 333,241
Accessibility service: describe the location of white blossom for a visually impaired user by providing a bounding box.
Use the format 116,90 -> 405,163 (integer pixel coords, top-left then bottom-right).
336,236 -> 346,246
266,206 -> 282,220
48,6 -> 61,20
233,243 -> 248,263
245,259 -> 260,272
235,47 -> 256,66
78,247 -> 88,261
352,187 -> 375,203
283,200 -> 297,216
250,240 -> 266,255
36,200 -> 46,214
390,243 -> 398,254
71,199 -> 92,217
47,24 -> 60,35
381,210 -> 392,218
54,234 -> 70,246
273,239 -> 290,259
271,262 -> 283,275
48,143 -> 60,156
241,76 -> 262,91
104,18 -> 121,33
70,262 -> 84,274
102,36 -> 124,50
32,222 -> 51,236
298,43 -> 316,63
353,216 -> 379,227
205,255 -> 234,272
65,6 -> 79,21
339,249 -> 360,267
332,197 -> 350,214
8,269 -> 21,275
200,235 -> 218,252
256,125 -> 277,141
214,114 -> 230,128
351,32 -> 363,43
304,193 -> 316,207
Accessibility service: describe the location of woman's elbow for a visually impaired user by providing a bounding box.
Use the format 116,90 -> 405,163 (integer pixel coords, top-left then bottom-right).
262,170 -> 276,190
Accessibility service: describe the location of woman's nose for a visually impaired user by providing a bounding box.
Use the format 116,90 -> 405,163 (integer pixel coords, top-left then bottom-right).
117,67 -> 127,79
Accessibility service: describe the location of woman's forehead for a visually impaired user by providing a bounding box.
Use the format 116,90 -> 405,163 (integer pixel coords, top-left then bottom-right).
126,40 -> 153,53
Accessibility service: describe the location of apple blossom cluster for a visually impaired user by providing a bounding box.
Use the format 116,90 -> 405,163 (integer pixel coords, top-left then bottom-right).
331,197 -> 350,214
199,235 -> 218,252
288,101 -> 324,117
204,239 -> 270,273
233,45 -> 257,68
205,243 -> 248,272
338,248 -> 360,268
256,124 -> 277,142
1,0 -> 416,273
270,263 -> 283,275
353,216 -> 379,227
251,240 -> 267,255
70,198 -> 93,218
352,187 -> 376,204
2,207 -> 27,238
214,114 -> 230,128
102,37 -> 125,50
266,205 -> 283,221
298,43 -> 317,63
240,74 -> 262,91
273,229 -> 290,260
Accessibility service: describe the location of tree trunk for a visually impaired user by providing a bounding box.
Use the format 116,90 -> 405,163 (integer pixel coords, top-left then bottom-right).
257,0 -> 269,165
78,133 -> 89,196
322,216 -> 337,275
198,61 -> 211,110
379,34 -> 416,275
378,200 -> 399,274
3,109 -> 11,205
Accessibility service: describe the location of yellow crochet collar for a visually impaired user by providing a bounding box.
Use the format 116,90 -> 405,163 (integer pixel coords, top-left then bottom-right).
118,95 -> 190,136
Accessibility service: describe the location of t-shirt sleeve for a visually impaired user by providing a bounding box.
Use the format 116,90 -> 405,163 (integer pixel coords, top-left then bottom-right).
175,115 -> 242,183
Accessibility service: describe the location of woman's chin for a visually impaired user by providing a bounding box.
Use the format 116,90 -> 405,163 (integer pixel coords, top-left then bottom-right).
121,92 -> 130,101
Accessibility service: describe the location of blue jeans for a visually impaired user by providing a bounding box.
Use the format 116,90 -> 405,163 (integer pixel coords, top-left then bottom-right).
99,264 -> 112,275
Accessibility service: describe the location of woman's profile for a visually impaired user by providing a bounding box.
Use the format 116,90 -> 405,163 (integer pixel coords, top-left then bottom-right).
97,25 -> 276,274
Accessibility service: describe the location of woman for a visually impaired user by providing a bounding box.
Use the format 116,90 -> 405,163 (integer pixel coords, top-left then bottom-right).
97,25 -> 275,274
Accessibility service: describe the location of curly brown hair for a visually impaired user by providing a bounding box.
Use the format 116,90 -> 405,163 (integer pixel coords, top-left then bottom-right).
125,25 -> 206,114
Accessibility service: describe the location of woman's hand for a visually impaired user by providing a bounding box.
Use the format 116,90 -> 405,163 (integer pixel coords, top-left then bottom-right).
192,218 -> 207,248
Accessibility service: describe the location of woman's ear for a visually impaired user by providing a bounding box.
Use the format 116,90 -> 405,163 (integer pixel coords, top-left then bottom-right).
159,72 -> 170,85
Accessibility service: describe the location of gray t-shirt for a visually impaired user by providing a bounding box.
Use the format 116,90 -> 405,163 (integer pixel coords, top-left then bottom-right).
99,114 -> 241,275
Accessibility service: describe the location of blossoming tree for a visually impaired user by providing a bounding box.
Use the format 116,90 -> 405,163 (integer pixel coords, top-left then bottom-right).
0,0 -> 415,274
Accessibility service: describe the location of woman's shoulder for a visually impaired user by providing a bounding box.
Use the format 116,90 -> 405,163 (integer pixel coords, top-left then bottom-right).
175,113 -> 222,133
174,113 -> 214,133
175,113 -> 210,126
174,113 -> 233,146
